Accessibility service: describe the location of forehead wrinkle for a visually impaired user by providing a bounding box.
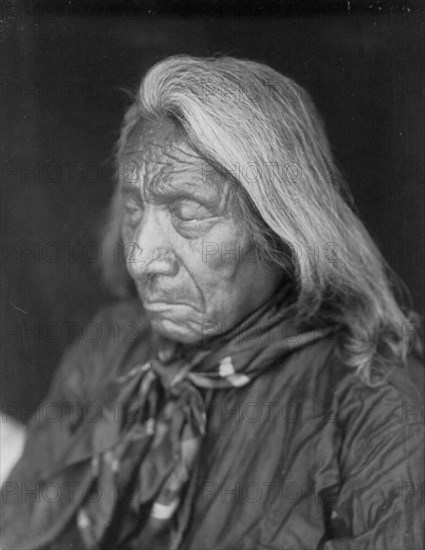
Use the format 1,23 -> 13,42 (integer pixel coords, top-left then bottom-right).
123,134 -> 195,161
122,127 -> 235,213
124,142 -> 220,198
124,127 -> 204,165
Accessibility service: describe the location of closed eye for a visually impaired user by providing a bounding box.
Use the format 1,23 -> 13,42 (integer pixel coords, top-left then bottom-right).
170,200 -> 213,222
123,198 -> 143,224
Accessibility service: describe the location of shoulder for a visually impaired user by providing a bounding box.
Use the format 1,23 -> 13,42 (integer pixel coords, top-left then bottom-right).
274,337 -> 424,485
322,348 -> 425,475
268,336 -> 424,451
289,336 -> 424,421
328,351 -> 424,429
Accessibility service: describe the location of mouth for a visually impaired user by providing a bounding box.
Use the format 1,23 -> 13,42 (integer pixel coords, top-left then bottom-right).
143,300 -> 198,312
138,284 -> 203,313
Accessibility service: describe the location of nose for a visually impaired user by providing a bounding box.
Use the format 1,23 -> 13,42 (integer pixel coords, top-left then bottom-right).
125,205 -> 178,280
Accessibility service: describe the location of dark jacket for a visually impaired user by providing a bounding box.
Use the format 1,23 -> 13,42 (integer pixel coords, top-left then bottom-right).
2,300 -> 424,549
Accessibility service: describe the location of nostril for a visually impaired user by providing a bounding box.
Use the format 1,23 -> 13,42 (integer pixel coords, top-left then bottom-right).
153,247 -> 176,263
126,245 -> 179,278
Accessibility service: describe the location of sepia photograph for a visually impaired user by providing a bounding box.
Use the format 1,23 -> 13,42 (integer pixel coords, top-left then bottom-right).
1,1 -> 424,548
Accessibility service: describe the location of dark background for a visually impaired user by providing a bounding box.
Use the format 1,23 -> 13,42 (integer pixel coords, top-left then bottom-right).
1,1 -> 424,421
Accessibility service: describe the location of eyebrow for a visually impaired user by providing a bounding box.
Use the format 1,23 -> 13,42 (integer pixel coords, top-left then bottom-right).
120,181 -> 221,209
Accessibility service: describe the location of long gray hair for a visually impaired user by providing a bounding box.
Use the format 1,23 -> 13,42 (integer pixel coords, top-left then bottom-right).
101,55 -> 421,384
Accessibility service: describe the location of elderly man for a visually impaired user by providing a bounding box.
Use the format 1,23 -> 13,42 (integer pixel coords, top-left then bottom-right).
1,55 -> 424,550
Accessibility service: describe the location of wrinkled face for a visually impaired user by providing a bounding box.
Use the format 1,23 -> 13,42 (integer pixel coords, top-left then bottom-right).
120,118 -> 282,344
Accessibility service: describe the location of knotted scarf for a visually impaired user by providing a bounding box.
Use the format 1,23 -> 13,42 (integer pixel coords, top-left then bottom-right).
4,292 -> 331,550
74,293 -> 329,550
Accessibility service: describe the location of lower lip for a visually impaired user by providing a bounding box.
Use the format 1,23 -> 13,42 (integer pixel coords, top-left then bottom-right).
143,302 -> 192,312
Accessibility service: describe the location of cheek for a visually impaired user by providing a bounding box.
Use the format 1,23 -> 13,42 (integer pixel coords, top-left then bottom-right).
182,223 -> 250,283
